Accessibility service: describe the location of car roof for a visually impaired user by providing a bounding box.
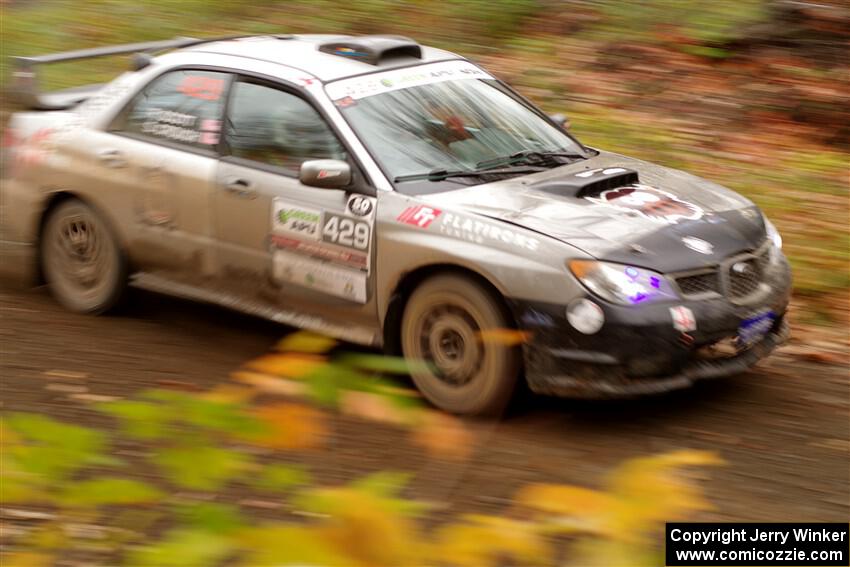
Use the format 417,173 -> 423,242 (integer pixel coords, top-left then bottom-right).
183,34 -> 461,82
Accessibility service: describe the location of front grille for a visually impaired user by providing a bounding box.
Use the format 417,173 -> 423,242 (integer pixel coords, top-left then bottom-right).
676,272 -> 721,297
728,258 -> 762,298
673,241 -> 771,302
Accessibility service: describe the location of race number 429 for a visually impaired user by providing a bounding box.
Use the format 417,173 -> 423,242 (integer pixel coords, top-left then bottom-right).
322,213 -> 370,250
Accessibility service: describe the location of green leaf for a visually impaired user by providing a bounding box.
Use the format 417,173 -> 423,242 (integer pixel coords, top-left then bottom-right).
8,413 -> 104,452
154,446 -> 250,491
7,414 -> 106,481
351,471 -> 412,498
96,400 -> 169,440
60,477 -> 163,508
140,390 -> 263,439
251,464 -> 310,494
336,353 -> 429,375
174,502 -> 245,535
125,528 -> 234,567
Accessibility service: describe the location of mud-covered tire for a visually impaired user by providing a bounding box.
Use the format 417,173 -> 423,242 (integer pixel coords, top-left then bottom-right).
401,274 -> 520,416
40,199 -> 128,314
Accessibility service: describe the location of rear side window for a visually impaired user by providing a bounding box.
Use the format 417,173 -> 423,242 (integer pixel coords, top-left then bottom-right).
224,80 -> 345,173
116,70 -> 229,150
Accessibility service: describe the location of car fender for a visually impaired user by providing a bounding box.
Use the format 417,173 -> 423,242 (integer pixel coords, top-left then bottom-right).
375,192 -> 591,327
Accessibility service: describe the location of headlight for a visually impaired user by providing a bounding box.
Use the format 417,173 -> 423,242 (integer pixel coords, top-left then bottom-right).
765,217 -> 782,249
568,260 -> 679,306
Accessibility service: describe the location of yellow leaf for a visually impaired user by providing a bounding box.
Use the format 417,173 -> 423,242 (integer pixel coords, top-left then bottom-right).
231,371 -> 306,397
253,403 -> 327,450
2,552 -> 53,567
514,484 -> 613,519
201,384 -> 257,404
244,353 -> 327,379
340,391 -> 412,426
275,331 -> 337,354
302,487 -> 426,565
433,515 -> 551,567
477,328 -> 531,345
411,411 -> 475,461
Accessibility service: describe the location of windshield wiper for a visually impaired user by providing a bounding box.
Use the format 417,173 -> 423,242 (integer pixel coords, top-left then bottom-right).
394,165 -> 545,183
476,149 -> 586,170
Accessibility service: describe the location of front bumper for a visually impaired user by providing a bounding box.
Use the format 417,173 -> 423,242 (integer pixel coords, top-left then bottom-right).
512,257 -> 792,398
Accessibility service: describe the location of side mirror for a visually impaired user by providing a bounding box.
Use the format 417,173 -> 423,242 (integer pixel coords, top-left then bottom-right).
549,113 -> 571,130
299,159 -> 351,189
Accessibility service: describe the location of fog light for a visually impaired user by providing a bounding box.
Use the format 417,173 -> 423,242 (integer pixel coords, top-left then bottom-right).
566,298 -> 604,335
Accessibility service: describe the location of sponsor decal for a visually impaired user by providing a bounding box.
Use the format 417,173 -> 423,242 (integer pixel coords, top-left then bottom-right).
326,60 -> 494,101
670,306 -> 697,332
347,194 -> 374,217
438,212 -> 539,251
574,167 -> 628,178
270,235 -> 368,271
334,47 -> 370,58
14,128 -> 55,169
587,185 -> 704,224
397,205 -> 441,228
682,236 -> 714,255
334,96 -> 357,108
317,169 -> 342,179
272,250 -> 367,303
272,199 -> 323,240
141,109 -> 206,145
737,310 -> 775,348
176,75 -> 225,101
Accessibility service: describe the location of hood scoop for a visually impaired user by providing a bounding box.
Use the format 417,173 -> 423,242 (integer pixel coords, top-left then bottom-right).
530,167 -> 639,198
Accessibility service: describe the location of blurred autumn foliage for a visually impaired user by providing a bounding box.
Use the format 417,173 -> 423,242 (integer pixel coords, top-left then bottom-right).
2,334 -> 725,566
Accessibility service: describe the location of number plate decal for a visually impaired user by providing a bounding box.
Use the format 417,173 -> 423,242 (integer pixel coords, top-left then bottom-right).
322,212 -> 371,252
737,310 -> 776,348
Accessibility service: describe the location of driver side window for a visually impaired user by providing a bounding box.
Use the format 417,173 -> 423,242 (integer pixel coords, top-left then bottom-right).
224,80 -> 345,174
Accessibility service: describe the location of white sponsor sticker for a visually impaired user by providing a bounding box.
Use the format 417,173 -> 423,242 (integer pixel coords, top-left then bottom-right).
273,250 -> 367,303
670,306 -> 697,332
325,60 -> 494,101
272,199 -> 323,240
438,212 -> 539,251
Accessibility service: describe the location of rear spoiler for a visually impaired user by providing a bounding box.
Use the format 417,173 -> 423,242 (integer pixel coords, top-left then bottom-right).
8,35 -> 263,111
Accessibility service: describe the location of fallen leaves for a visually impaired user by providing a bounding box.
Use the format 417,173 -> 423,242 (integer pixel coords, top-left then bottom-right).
252,403 -> 328,451
244,353 -> 327,380
411,411 -> 476,461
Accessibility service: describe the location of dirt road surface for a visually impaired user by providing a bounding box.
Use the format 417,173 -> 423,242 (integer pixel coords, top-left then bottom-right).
2,285 -> 848,522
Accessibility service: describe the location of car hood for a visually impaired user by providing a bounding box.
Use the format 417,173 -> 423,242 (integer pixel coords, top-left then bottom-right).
421,151 -> 766,273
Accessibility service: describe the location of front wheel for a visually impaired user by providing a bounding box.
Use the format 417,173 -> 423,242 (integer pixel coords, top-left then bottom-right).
40,199 -> 128,314
401,274 -> 520,416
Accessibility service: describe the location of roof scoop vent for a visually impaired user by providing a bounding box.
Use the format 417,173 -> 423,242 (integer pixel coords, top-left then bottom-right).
531,167 -> 639,198
318,35 -> 422,65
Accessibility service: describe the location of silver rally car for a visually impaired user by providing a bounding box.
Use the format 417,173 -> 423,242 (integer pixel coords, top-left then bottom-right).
2,34 -> 791,415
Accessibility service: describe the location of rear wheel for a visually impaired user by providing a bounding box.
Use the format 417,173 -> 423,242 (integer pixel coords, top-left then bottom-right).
401,274 -> 520,416
40,199 -> 128,314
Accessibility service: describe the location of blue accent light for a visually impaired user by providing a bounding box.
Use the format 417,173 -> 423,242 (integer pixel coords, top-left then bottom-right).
625,267 -> 639,280
650,276 -> 661,289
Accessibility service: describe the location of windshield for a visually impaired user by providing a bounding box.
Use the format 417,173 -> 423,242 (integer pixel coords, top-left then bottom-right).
326,61 -> 586,194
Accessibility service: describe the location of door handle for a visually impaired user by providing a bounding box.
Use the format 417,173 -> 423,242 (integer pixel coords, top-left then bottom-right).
97,149 -> 126,168
223,177 -> 257,199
